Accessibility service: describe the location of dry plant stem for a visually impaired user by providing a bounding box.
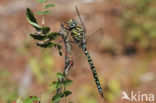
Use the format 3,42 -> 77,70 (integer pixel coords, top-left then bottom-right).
54,22 -> 73,103
42,14 -> 45,26
42,0 -> 48,26
42,4 -> 45,26
59,22 -> 73,75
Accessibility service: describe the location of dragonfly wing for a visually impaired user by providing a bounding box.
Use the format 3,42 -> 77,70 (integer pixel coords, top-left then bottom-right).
70,28 -> 104,60
86,28 -> 104,51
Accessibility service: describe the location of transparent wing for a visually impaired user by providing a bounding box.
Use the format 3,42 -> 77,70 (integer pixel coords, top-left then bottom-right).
71,28 -> 104,61
86,28 -> 104,51
86,28 -> 104,41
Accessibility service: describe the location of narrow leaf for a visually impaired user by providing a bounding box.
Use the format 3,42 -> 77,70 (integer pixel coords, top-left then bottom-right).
23,96 -> 39,103
43,10 -> 50,15
44,3 -> 55,9
64,90 -> 72,97
36,0 -> 46,3
50,81 -> 61,88
26,8 -> 41,31
57,73 -> 64,78
47,32 -> 60,40
52,93 -> 64,102
42,26 -> 50,34
30,33 -> 46,40
64,79 -> 73,87
57,45 -> 62,50
37,42 -> 53,48
59,51 -> 62,56
36,11 -> 43,15
56,45 -> 62,56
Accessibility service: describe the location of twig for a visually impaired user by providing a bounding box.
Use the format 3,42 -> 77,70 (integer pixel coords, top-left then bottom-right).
53,22 -> 73,103
59,22 -> 73,75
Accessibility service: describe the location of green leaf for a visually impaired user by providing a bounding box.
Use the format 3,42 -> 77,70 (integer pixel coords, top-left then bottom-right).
56,45 -> 62,56
36,10 -> 50,15
36,11 -> 44,15
59,51 -> 62,56
57,45 -> 62,50
44,3 -> 55,9
64,90 -> 72,97
50,81 -> 57,86
37,42 -> 53,48
57,73 -> 64,78
50,81 -> 61,88
43,10 -> 50,15
52,93 -> 64,102
42,26 -> 50,34
26,8 -> 41,31
47,32 -> 60,40
36,0 -> 46,3
64,79 -> 73,87
23,96 -> 39,103
30,33 -> 46,40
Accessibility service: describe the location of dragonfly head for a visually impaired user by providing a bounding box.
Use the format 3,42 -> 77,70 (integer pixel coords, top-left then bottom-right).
67,19 -> 78,29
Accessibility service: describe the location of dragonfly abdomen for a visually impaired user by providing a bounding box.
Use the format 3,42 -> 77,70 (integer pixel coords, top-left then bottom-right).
67,19 -> 103,97
83,47 -> 104,97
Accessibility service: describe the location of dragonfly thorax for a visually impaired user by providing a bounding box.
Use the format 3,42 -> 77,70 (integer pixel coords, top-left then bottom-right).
67,19 -> 87,48
71,26 -> 86,46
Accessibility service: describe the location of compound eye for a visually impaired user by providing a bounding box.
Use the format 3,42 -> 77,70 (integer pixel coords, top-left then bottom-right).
71,23 -> 76,27
74,22 -> 78,26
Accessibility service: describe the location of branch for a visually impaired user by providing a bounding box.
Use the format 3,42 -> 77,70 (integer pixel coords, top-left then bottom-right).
53,22 -> 73,103
59,22 -> 73,75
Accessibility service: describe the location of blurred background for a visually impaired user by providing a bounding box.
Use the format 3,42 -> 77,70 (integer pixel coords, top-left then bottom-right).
0,0 -> 156,103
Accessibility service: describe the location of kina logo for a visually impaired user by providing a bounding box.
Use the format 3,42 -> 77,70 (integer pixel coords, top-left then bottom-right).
121,91 -> 154,102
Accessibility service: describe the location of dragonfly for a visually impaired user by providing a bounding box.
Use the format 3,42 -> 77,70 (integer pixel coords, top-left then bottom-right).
65,6 -> 104,98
